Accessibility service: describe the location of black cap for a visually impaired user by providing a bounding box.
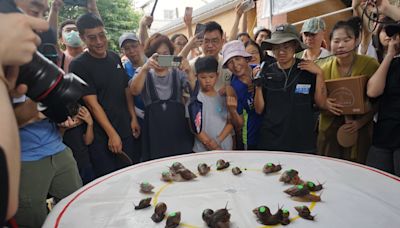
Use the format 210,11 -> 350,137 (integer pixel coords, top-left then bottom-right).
195,56 -> 218,74
385,23 -> 400,37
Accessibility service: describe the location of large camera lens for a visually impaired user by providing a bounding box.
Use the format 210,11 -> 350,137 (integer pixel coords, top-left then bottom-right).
1,0 -> 87,123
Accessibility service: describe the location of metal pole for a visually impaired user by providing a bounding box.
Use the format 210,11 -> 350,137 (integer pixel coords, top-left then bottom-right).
269,0 -> 273,29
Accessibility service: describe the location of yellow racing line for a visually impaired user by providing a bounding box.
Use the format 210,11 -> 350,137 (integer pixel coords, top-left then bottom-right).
153,168 -> 319,228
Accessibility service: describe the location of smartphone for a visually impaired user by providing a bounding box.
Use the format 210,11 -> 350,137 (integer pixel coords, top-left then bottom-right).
241,0 -> 255,12
64,0 -> 88,7
158,55 -> 182,67
195,23 -> 206,39
185,7 -> 193,18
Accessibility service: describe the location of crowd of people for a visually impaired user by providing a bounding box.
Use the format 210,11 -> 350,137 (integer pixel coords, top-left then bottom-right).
1,0 -> 400,227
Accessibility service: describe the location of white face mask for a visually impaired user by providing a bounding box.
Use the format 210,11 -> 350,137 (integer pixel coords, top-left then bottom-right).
63,30 -> 83,48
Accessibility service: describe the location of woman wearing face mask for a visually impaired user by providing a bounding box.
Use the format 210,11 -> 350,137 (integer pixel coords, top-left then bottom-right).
58,20 -> 84,73
130,34 -> 196,161
317,17 -> 380,164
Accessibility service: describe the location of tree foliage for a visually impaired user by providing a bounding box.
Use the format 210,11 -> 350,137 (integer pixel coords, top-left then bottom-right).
54,0 -> 142,51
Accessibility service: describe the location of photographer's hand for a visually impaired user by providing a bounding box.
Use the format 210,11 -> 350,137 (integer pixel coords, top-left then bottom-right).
0,13 -> 48,67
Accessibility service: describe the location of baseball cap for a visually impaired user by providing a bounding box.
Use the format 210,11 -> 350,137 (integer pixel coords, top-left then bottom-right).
118,33 -> 139,48
301,17 -> 326,34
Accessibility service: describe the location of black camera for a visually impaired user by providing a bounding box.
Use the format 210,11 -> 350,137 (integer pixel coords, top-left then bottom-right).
1,0 -> 88,123
253,61 -> 266,87
386,24 -> 400,37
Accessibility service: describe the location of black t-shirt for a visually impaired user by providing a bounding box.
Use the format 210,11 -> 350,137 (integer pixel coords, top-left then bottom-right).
69,51 -> 131,141
258,58 -> 317,152
0,146 -> 8,225
373,57 -> 400,149
63,124 -> 90,165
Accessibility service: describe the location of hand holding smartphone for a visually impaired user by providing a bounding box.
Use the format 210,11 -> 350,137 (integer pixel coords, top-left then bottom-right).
157,55 -> 183,67
185,7 -> 193,18
240,0 -> 255,12
195,23 -> 206,39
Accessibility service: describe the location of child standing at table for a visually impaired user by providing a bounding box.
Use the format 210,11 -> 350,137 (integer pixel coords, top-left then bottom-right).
190,56 -> 233,152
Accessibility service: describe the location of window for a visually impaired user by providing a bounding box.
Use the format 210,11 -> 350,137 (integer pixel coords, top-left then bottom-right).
164,9 -> 174,20
262,0 -> 323,18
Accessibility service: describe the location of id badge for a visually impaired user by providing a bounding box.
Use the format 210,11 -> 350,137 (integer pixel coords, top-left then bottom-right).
295,84 -> 311,94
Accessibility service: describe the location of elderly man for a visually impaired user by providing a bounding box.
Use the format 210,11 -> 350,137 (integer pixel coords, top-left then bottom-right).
296,17 -> 330,61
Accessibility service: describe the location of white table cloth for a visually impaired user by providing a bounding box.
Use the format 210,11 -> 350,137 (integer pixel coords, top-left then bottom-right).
43,151 -> 400,228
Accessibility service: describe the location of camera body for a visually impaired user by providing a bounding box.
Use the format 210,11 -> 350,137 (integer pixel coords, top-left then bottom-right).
158,55 -> 183,68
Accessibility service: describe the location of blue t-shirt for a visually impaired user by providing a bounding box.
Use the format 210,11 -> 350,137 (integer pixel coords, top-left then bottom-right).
231,75 -> 262,146
123,60 -> 145,121
19,119 -> 66,161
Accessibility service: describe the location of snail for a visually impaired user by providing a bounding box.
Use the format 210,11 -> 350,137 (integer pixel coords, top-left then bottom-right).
134,197 -> 151,210
262,163 -> 282,174
151,202 -> 167,223
281,209 -> 291,225
253,206 -> 283,225
279,169 -> 303,185
165,211 -> 181,228
170,162 -> 185,174
284,185 -> 310,197
284,185 -> 321,202
179,169 -> 197,181
202,206 -> 230,228
216,159 -> 230,170
304,181 -> 324,192
295,206 -> 315,220
161,171 -> 174,182
198,163 -> 211,176
140,181 -> 154,194
232,167 -> 242,176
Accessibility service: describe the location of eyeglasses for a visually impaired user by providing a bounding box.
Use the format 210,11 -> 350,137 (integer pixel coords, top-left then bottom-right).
86,32 -> 107,42
204,38 -> 221,46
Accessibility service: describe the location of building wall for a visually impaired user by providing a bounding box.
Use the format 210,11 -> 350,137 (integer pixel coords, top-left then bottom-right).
163,8 -> 257,40
256,0 -> 352,49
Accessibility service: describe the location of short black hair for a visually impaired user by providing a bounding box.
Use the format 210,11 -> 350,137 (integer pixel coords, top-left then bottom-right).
204,21 -> 223,37
255,28 -> 271,40
76,13 -> 104,35
58,19 -> 76,39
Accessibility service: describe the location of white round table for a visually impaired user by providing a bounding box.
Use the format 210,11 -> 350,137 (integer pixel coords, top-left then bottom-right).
43,151 -> 400,228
